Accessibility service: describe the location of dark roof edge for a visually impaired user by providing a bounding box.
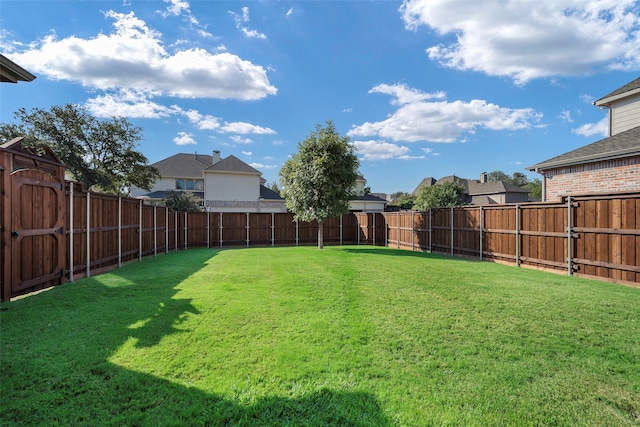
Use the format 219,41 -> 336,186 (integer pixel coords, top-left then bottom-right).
526,146 -> 640,171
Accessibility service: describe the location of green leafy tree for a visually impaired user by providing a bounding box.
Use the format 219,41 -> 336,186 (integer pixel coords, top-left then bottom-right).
1,104 -> 159,195
523,178 -> 543,201
414,181 -> 465,210
279,120 -> 359,249
161,191 -> 202,212
389,192 -> 415,210
511,172 -> 529,187
267,180 -> 281,196
487,170 -> 511,183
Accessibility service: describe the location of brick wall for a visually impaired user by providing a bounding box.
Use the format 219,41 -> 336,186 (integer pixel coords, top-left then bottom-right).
543,156 -> 640,201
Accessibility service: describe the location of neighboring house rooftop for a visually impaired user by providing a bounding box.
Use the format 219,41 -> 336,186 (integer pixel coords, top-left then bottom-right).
594,77 -> 640,107
259,185 -> 283,200
467,181 -> 529,196
0,54 -> 36,83
526,125 -> 640,171
205,155 -> 261,174
152,153 -> 213,177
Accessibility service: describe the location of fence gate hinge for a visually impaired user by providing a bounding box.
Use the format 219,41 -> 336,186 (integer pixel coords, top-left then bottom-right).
56,227 -> 64,235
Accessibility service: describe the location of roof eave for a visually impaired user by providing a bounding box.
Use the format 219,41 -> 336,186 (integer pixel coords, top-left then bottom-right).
594,87 -> 640,107
527,148 -> 640,172
0,55 -> 36,83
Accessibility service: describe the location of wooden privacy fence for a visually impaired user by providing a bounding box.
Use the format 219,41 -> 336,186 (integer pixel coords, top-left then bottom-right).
1,171 -> 381,299
383,192 -> 640,286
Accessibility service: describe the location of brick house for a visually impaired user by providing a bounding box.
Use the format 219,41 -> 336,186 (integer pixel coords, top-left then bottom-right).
527,77 -> 640,201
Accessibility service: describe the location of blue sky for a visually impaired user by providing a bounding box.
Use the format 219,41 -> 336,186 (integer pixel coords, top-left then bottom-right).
1,0 -> 639,195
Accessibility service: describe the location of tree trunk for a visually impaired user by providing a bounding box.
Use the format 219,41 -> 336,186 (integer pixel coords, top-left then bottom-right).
318,219 -> 324,249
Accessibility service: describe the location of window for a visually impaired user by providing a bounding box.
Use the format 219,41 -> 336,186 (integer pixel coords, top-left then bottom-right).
195,180 -> 204,190
175,179 -> 185,190
175,178 -> 204,191
186,179 -> 195,190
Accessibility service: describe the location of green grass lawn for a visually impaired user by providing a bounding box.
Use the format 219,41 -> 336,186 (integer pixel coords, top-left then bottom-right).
1,246 -> 639,426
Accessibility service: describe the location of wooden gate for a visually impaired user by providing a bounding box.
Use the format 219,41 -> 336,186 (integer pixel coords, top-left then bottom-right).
1,138 -> 66,301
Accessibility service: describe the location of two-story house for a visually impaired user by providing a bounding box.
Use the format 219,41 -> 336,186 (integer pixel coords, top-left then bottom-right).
130,150 -> 287,213
132,150 -> 386,213
527,77 -> 640,201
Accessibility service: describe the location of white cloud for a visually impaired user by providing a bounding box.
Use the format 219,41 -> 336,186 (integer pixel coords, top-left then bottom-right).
182,109 -> 221,130
400,0 -> 640,84
158,0 -> 213,37
250,162 -> 278,170
242,151 -> 253,156
173,131 -> 197,145
349,83 -> 542,143
12,10 -> 276,100
352,140 -> 423,161
573,116 -> 609,137
230,135 -> 254,144
286,8 -> 295,18
219,122 -> 276,135
85,89 -> 178,118
559,110 -> 574,123
229,6 -> 267,39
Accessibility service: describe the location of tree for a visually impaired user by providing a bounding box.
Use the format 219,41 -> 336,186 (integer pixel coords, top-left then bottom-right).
279,120 -> 359,249
523,178 -> 543,201
487,170 -> 511,183
1,104 -> 159,195
161,191 -> 202,212
388,192 -> 415,210
267,180 -> 281,196
414,181 -> 465,210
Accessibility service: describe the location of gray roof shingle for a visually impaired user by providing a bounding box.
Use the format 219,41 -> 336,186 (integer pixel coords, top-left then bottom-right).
152,153 -> 213,177
594,77 -> 640,106
527,125 -> 640,171
204,155 -> 261,174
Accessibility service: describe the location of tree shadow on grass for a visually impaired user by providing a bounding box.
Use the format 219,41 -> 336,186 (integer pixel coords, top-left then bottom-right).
0,248 -> 390,426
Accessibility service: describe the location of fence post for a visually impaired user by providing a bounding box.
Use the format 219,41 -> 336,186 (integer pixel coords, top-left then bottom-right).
357,215 -> 361,245
339,214 -> 343,245
86,192 -> 91,277
296,219 -> 299,246
373,213 -> 376,246
68,183 -> 74,282
207,211 -> 210,248
165,207 -> 169,254
479,206 -> 483,261
272,212 -> 275,247
154,205 -> 157,257
515,204 -> 520,267
138,199 -> 142,262
184,212 -> 188,249
118,197 -> 122,268
396,212 -> 400,248
567,196 -> 573,276
219,212 -> 223,247
174,211 -> 178,251
450,207 -> 454,256
411,211 -> 415,251
246,212 -> 250,247
429,208 -> 432,253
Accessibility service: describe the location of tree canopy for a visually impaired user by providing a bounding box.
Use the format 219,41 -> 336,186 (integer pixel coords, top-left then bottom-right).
279,120 -> 359,249
0,104 -> 159,195
161,191 -> 202,212
413,181 -> 466,210
486,170 -> 541,201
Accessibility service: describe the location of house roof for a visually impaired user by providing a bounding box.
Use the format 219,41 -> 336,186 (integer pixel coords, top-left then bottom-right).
526,125 -> 640,171
594,77 -> 640,107
259,185 -> 283,200
467,181 -> 529,195
411,177 -> 436,195
0,54 -> 36,83
355,194 -> 387,202
152,153 -> 213,177
204,155 -> 261,175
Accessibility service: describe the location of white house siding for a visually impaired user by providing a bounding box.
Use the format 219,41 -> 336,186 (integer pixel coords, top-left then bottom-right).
610,95 -> 640,136
348,200 -> 386,212
204,172 -> 259,202
130,177 -> 176,197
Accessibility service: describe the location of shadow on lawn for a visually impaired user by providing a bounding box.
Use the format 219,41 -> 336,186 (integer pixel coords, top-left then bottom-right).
0,248 -> 390,426
346,246 -> 480,263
